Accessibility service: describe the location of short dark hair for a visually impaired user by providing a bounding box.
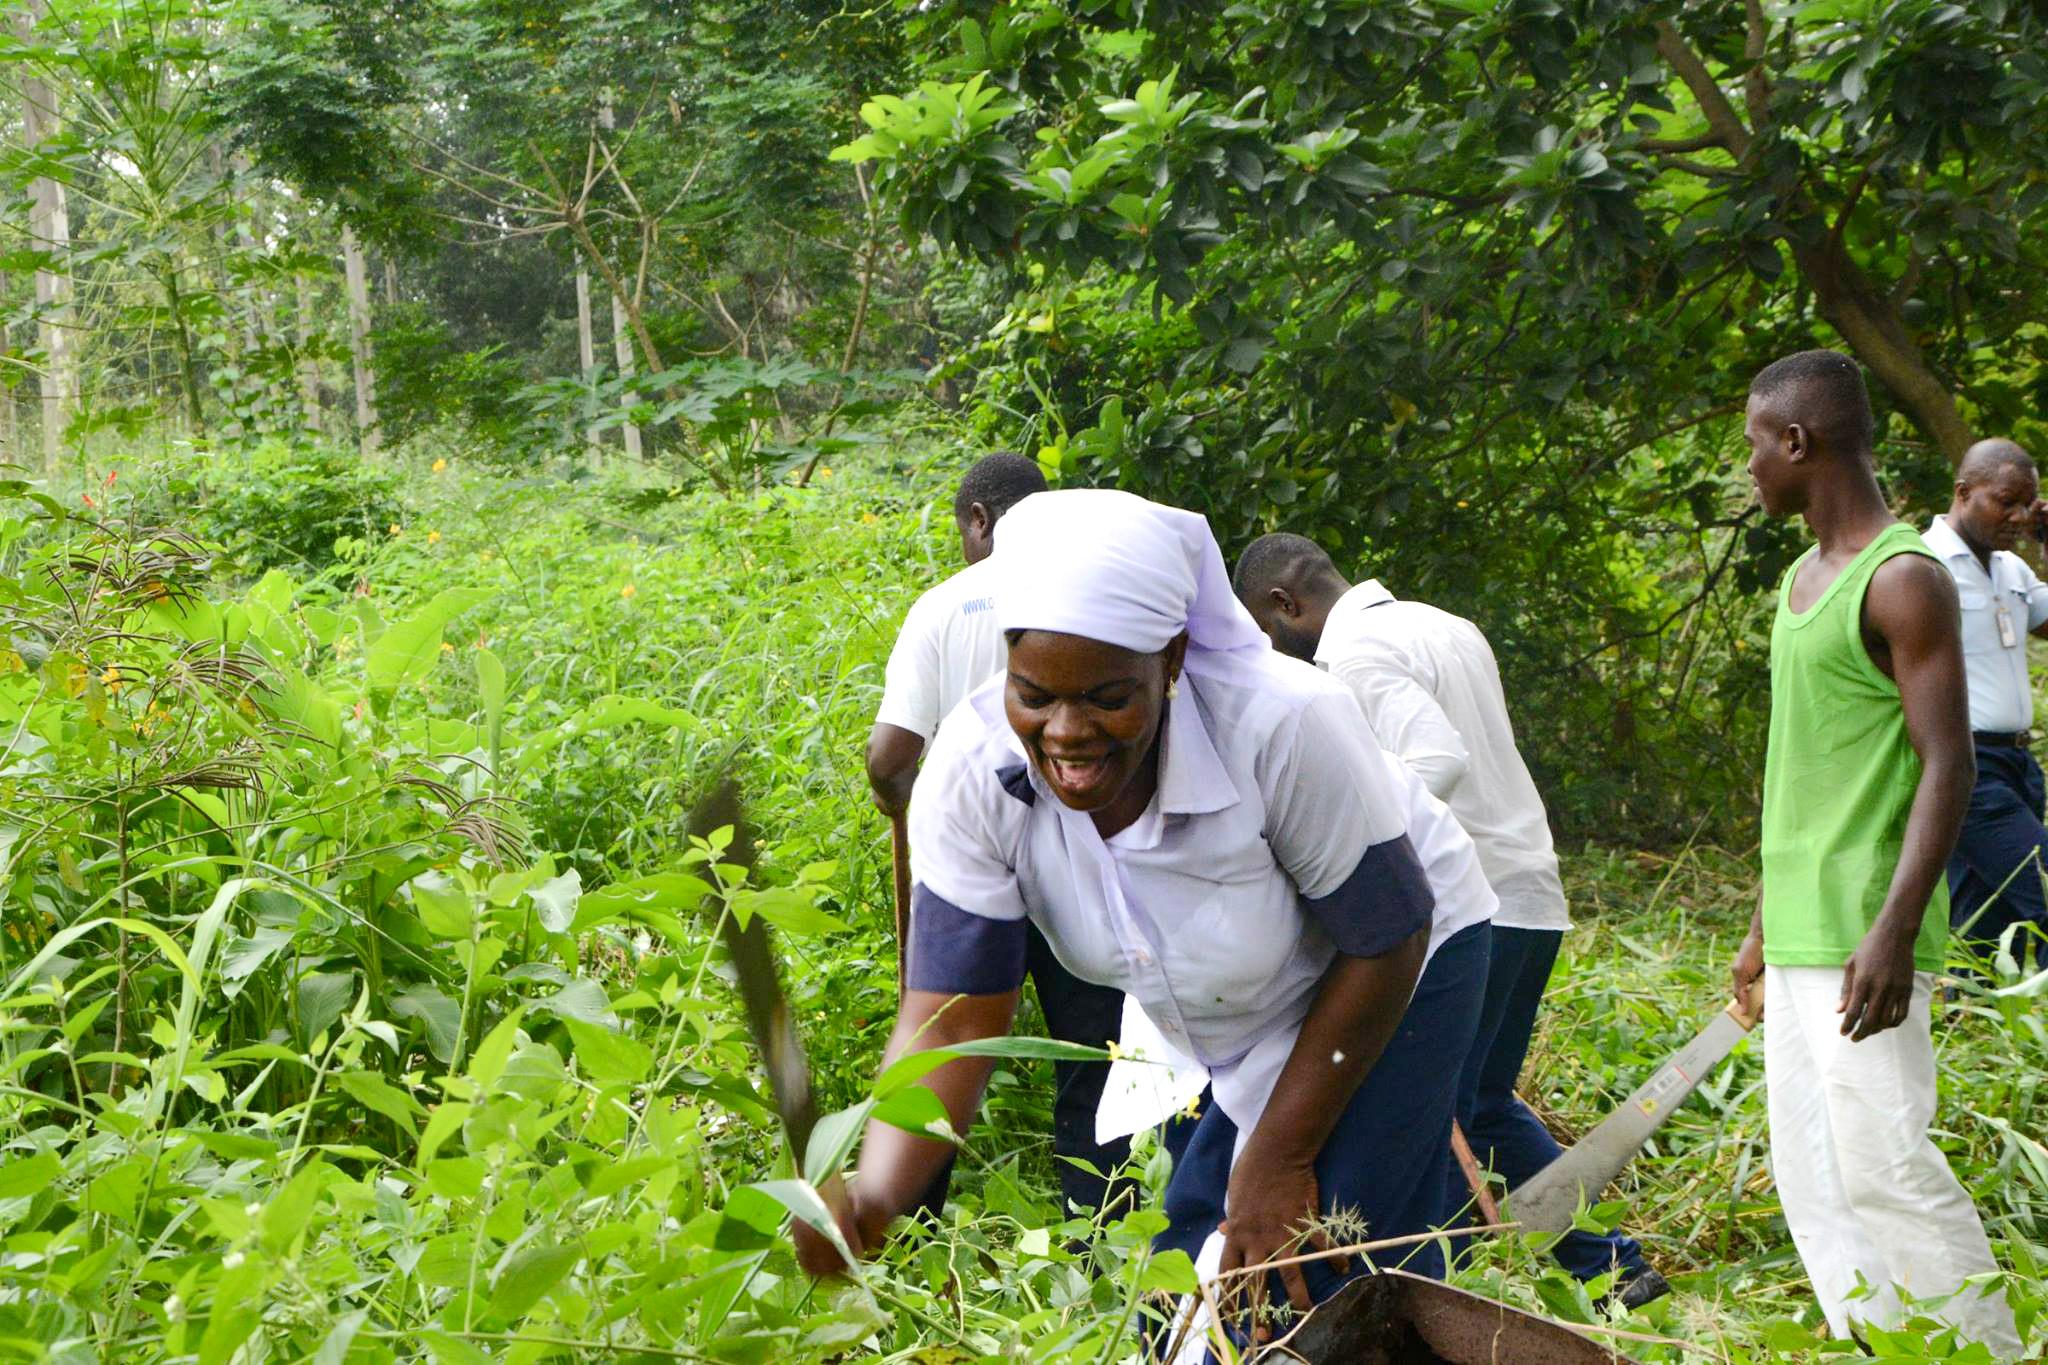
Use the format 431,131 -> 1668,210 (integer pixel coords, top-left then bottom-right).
1749,349 -> 1875,455
953,452 -> 1047,523
1957,438 -> 2036,488
1232,532 -> 1336,600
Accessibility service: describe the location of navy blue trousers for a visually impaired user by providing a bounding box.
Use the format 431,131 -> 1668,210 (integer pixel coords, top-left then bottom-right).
1156,921 -> 1491,1329
1025,924 -> 1135,1214
916,923 -> 1130,1220
1447,926 -> 1647,1283
1947,742 -> 2048,970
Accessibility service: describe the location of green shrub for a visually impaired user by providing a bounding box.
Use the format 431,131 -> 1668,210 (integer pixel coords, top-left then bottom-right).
174,441 -> 404,576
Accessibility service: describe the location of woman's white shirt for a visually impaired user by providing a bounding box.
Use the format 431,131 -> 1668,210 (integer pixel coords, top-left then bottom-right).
907,653 -> 1453,1131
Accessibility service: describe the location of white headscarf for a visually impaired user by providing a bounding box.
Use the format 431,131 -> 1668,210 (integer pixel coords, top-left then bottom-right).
989,488 -> 1272,681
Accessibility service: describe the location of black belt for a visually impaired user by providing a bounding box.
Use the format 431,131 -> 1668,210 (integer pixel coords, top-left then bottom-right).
1974,730 -> 2032,749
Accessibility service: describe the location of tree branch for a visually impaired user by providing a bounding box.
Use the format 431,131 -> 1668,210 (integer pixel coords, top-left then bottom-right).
1742,0 -> 1774,132
1638,132 -> 1722,155
1654,21 -> 1753,160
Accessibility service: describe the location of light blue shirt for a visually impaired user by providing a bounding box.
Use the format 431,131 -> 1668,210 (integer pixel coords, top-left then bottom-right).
1923,516 -> 2048,734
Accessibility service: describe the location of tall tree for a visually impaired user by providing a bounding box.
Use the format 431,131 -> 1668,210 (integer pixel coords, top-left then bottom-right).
340,222 -> 379,453
13,0 -> 74,471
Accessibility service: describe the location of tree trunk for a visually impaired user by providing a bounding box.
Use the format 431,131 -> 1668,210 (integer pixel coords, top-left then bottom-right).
295,272 -> 324,435
610,290 -> 642,461
341,224 -> 380,455
382,257 -> 399,307
575,266 -> 601,458
1788,233 -> 1973,466
18,0 -> 75,475
162,267 -> 207,434
0,274 -> 14,463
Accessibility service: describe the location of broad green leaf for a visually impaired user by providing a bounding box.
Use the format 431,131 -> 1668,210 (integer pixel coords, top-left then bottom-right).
803,1100 -> 875,1185
563,1016 -> 652,1086
298,972 -> 353,1045
0,1153 -> 60,1200
734,886 -> 851,937
488,1243 -> 579,1320
260,1160 -> 327,1255
584,1155 -> 674,1199
365,588 -> 488,700
409,870 -> 473,938
1137,1249 -> 1199,1296
391,984 -> 463,1064
333,1071 -> 423,1135
467,1008 -> 526,1089
871,1085 -> 953,1142
528,867 -> 581,934
417,1102 -> 473,1166
528,978 -> 618,1028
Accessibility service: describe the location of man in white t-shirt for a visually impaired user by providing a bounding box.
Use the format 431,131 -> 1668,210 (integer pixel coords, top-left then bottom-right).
866,453 -> 1133,1215
1234,533 -> 1667,1308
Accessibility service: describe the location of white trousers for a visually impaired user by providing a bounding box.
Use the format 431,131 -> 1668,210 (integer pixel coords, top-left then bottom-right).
1764,965 -> 2020,1356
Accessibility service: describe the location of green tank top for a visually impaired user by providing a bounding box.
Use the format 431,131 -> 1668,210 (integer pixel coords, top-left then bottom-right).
1761,521 -> 1948,970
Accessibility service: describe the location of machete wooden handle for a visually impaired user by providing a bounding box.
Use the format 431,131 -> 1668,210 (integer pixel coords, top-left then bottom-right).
889,812 -> 912,997
1727,976 -> 1764,1031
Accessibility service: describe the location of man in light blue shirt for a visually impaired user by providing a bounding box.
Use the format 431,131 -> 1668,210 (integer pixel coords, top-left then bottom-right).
1924,438 -> 2048,966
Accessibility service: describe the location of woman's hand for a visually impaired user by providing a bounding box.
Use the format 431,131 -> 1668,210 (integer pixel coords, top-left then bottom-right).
1218,1153 -> 1341,1332
790,1184 -> 889,1279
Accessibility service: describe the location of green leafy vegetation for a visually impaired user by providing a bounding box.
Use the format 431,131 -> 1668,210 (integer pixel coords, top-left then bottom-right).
4,452 -> 2046,1361
5,0 -> 2048,1358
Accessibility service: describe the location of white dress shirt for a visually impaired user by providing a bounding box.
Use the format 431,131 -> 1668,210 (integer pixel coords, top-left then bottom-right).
908,652 -> 1485,1134
1923,516 -> 2048,735
873,556 -> 1005,741
1313,581 -> 1570,931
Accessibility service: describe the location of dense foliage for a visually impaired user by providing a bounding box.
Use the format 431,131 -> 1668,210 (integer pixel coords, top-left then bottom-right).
4,448 -> 2048,1362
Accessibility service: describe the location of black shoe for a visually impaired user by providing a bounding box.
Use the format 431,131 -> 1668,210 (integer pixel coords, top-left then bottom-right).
1616,1268 -> 1671,1311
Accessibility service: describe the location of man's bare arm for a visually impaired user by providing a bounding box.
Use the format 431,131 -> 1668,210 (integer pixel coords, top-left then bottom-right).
865,723 -> 925,818
1847,554 -> 1972,1039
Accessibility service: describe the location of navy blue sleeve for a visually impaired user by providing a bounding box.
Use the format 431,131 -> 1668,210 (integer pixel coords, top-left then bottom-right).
1302,834 -> 1435,957
906,883 -> 1030,995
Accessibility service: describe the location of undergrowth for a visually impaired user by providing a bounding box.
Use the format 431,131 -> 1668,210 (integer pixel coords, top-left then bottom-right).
0,440 -> 2042,1362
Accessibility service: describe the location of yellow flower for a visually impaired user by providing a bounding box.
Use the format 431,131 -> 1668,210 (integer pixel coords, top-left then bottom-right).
479,549 -> 494,562
819,466 -> 833,479
861,512 -> 879,525
427,530 -> 441,545
388,523 -> 402,537
1179,1093 -> 1203,1121
432,458 -> 448,473
1456,500 -> 1469,510
1105,1039 -> 1124,1063
620,583 -> 637,600
439,641 -> 455,654
100,665 -> 123,693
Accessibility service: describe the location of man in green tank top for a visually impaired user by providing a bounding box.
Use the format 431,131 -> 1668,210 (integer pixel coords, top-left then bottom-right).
1729,350 -> 2019,1355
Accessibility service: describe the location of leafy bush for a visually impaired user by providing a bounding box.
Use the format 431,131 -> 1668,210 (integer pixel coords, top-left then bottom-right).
141,440 -> 404,576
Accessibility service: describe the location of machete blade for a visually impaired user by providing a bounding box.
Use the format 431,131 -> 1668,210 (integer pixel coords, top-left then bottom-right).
691,778 -> 822,1168
1508,986 -> 1761,1237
